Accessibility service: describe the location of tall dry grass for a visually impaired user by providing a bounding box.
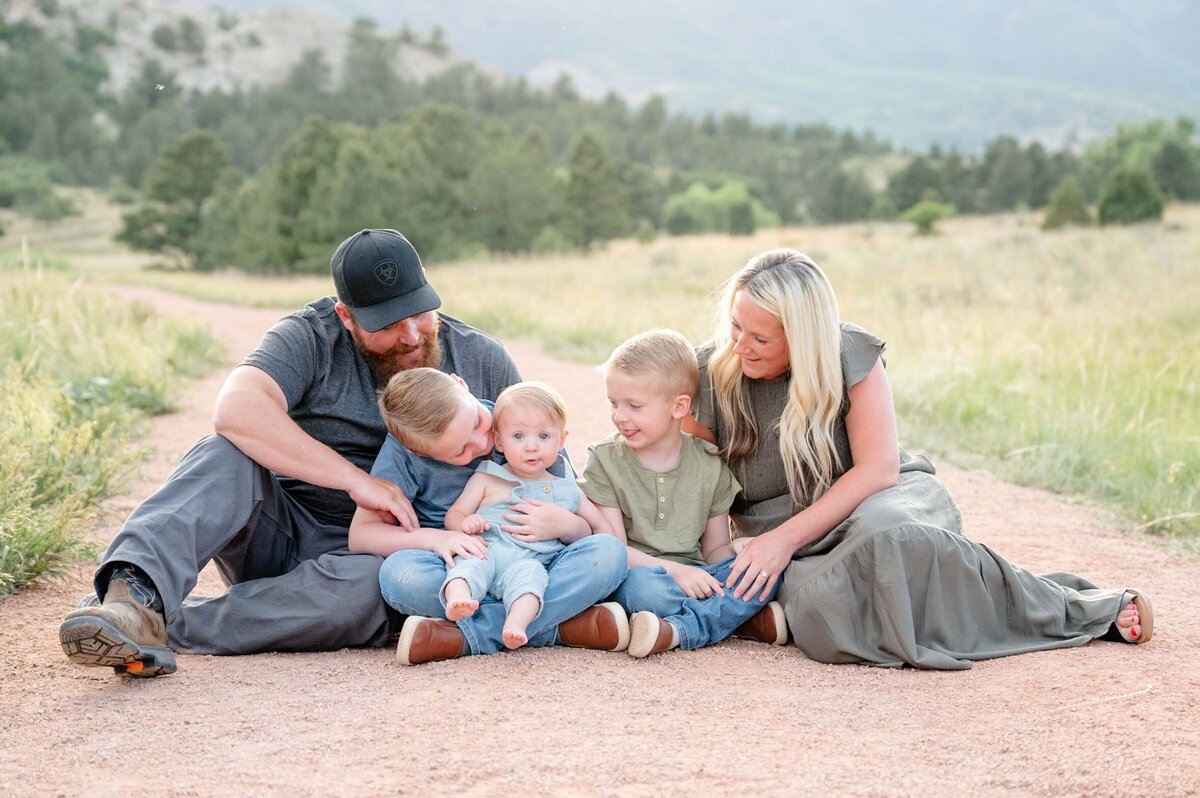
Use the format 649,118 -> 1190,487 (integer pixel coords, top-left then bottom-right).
0,263 -> 223,593
4,192 -> 1196,542
432,209 -> 1200,541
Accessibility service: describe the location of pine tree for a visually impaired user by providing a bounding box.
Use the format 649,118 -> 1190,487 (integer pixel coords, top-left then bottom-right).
1042,176 -> 1091,230
563,133 -> 630,251
116,131 -> 233,267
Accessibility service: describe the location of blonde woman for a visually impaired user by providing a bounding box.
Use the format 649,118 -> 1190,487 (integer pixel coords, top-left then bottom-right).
683,248 -> 1152,668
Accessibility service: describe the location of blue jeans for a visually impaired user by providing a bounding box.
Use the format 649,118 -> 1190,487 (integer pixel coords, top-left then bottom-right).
613,557 -> 775,650
380,534 -> 627,655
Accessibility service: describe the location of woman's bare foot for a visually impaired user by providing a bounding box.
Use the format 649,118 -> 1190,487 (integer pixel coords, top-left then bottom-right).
446,598 -> 479,622
1114,591 -> 1154,644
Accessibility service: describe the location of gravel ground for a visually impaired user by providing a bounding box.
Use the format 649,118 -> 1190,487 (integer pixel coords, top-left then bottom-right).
1,286 -> 1197,798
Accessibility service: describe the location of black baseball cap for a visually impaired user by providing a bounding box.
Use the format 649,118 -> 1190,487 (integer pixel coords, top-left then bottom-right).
330,229 -> 441,332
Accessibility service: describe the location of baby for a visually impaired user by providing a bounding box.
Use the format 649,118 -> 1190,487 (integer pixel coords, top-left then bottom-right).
441,381 -> 609,649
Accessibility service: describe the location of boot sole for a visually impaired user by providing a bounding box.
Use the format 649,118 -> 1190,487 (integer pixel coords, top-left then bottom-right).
627,611 -> 662,658
395,615 -> 432,666
765,600 -> 789,646
60,616 -> 177,677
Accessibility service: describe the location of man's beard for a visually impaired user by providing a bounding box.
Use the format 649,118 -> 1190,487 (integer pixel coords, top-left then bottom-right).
351,321 -> 443,384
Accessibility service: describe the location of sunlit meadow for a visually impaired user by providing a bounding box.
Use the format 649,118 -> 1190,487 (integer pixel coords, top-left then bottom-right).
4,195 -> 1197,546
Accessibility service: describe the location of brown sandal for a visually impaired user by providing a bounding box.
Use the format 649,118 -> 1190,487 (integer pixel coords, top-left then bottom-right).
1116,590 -> 1154,644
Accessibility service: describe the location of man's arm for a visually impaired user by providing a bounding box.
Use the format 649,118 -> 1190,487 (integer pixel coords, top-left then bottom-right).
212,365 -> 417,528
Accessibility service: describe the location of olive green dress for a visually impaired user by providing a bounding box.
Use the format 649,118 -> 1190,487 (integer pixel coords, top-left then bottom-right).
695,324 -> 1127,669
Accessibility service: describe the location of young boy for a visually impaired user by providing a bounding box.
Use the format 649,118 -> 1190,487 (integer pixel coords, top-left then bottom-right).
581,329 -> 788,657
348,368 -> 629,665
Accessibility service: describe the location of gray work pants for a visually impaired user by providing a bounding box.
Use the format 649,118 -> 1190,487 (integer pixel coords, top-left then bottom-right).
96,434 -> 400,654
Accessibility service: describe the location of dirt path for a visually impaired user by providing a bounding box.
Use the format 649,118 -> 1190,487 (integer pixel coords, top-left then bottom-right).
2,286 -> 1198,798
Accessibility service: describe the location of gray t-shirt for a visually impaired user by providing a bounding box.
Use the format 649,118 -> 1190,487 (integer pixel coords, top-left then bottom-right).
242,296 -> 520,526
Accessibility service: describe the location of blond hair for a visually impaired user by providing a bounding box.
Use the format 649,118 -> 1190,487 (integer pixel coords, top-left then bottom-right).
708,249 -> 844,506
602,328 -> 699,399
378,368 -> 463,451
493,381 -> 568,432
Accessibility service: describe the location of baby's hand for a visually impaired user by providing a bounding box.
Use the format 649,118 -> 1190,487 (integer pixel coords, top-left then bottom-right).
665,563 -> 725,600
460,514 -> 488,535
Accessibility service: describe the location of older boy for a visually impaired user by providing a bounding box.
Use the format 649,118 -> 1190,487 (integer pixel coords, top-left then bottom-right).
582,329 -> 787,657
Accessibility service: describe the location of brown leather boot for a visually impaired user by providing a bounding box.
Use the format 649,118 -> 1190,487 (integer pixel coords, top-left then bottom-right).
734,601 -> 789,645
558,602 -> 630,652
59,578 -> 176,677
627,611 -> 676,658
396,616 -> 468,665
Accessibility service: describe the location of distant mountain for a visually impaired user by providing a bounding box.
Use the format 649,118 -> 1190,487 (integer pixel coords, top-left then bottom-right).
214,0 -> 1200,150
2,0 -> 471,97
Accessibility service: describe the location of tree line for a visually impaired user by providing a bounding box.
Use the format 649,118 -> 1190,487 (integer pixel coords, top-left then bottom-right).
2,15 -> 1198,266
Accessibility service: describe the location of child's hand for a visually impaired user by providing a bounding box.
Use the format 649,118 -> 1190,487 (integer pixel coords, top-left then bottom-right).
665,562 -> 725,600
460,514 -> 488,535
430,531 -> 489,567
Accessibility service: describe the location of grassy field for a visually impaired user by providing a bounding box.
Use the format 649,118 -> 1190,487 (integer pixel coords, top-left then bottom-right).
0,256 -> 223,593
2,192 -> 1197,546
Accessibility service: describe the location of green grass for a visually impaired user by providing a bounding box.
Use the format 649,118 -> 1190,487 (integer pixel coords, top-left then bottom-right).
0,266 -> 224,594
433,210 -> 1200,542
3,190 -> 1197,545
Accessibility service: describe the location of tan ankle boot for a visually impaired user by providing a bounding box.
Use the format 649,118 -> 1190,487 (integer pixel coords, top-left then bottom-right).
59,578 -> 176,677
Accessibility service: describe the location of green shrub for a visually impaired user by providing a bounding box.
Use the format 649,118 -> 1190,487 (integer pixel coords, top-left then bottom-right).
663,180 -> 778,236
28,191 -> 76,221
179,17 -> 205,56
1098,168 -> 1164,225
902,199 -> 955,235
151,23 -> 178,51
1042,175 -> 1091,230
532,226 -> 570,255
634,220 -> 657,244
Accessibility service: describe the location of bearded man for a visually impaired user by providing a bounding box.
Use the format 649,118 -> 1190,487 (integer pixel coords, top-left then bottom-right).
59,229 -> 622,675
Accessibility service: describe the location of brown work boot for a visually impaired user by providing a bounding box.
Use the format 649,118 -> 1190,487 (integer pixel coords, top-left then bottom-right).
734,601 -> 789,646
396,616 -> 468,665
558,602 -> 630,652
627,611 -> 676,658
59,578 -> 176,677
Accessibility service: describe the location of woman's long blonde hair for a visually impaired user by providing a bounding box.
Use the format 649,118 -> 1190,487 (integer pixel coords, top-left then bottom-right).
708,248 -> 844,506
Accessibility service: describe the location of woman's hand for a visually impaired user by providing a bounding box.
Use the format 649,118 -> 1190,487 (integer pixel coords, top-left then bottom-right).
665,562 -> 726,600
428,530 -> 489,567
502,498 -> 583,543
725,530 -> 795,601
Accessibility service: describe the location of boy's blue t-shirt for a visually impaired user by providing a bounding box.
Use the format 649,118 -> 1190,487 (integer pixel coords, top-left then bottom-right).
369,400 -> 575,529
371,435 -> 484,528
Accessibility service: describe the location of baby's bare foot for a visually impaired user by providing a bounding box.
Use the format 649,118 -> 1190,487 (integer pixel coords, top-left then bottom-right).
502,626 -> 529,649
446,598 -> 479,622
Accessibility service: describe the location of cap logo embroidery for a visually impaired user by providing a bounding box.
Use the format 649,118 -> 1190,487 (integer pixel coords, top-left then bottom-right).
373,260 -> 398,287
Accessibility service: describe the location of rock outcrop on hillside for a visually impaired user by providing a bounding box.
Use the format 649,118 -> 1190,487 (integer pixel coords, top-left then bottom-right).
2,0 -> 474,94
